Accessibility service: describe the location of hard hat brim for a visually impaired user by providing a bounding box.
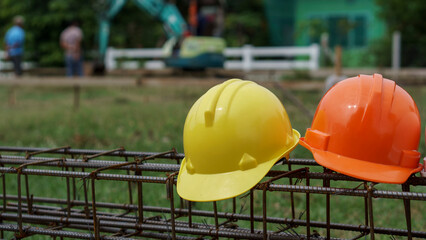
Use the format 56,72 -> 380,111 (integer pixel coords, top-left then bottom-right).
177,129 -> 300,202
299,137 -> 423,184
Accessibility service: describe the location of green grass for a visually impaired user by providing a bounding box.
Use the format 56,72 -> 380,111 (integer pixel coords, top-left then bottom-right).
0,82 -> 424,239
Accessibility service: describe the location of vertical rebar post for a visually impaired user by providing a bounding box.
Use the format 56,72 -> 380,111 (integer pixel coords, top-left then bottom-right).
363,182 -> 369,228
287,161 -> 296,219
367,183 -> 375,240
306,169 -> 310,240
402,183 -> 412,240
323,168 -> 330,240
82,178 -> 90,219
250,189 -> 254,234
262,187 -> 267,240
188,201 -> 192,228
232,197 -> 236,214
166,172 -> 177,240
0,162 -> 5,239
125,157 -> 133,205
70,154 -> 76,201
24,174 -> 31,214
65,165 -> 71,218
95,217 -> 101,239
135,169 -> 143,224
213,201 -> 219,229
80,155 -> 90,219
71,167 -> 77,201
16,172 -> 23,238
90,178 -> 100,240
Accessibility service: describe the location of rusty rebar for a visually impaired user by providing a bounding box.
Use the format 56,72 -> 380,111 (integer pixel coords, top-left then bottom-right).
1,146 -> 184,160
250,189 -> 254,234
367,183 -> 375,240
1,167 -> 425,202
3,155 -> 426,187
0,146 -> 424,240
0,212 -> 304,240
136,169 -> 143,225
1,194 -> 426,238
402,183 -> 412,240
91,178 -> 99,240
25,146 -> 70,159
1,155 -> 425,185
306,169 -> 311,240
16,172 -> 23,238
213,201 -> 219,230
323,168 -> 331,240
166,172 -> 178,240
83,147 -> 125,161
0,162 -> 4,239
125,156 -> 133,205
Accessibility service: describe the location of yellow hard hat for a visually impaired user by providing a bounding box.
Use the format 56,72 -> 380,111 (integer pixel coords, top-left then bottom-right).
177,79 -> 300,202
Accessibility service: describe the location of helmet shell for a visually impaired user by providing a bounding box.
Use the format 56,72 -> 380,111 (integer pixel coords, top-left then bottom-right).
300,74 -> 422,183
177,79 -> 299,201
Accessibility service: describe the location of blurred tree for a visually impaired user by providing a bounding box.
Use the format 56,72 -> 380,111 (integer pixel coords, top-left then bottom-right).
0,0 -> 165,66
224,0 -> 269,47
106,1 -> 165,49
376,0 -> 426,66
0,0 -> 270,66
0,0 -> 97,66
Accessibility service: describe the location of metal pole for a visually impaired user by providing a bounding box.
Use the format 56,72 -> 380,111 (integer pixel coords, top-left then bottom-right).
392,31 -> 401,71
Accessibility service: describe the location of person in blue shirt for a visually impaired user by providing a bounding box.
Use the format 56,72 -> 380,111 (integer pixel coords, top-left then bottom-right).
4,16 -> 25,77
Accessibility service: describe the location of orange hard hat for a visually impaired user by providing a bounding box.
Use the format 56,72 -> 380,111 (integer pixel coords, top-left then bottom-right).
300,74 -> 422,184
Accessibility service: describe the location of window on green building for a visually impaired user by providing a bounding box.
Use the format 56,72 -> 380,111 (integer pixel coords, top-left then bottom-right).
328,16 -> 349,48
354,16 -> 367,47
307,15 -> 367,49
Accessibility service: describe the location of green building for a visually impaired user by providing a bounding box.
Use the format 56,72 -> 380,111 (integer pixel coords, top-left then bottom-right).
265,0 -> 387,67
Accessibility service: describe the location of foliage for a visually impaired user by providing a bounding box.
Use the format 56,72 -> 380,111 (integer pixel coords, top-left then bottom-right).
0,0 -> 97,66
107,1 -> 164,49
375,0 -> 426,66
295,18 -> 328,44
362,36 -> 392,67
0,0 -> 167,66
0,0 -> 270,66
223,0 -> 269,47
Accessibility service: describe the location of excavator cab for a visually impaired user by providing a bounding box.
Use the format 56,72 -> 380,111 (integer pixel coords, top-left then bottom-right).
164,36 -> 225,69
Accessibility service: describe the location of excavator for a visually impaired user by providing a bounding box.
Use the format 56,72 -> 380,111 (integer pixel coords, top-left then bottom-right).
94,0 -> 226,73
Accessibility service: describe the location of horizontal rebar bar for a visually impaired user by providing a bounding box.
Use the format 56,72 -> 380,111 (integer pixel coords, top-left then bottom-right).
0,223 -> 133,239
0,146 -> 185,160
0,146 -> 319,165
0,155 -> 180,172
1,166 -> 425,200
0,213 -> 305,240
3,195 -> 426,238
64,223 -> 199,240
5,204 -> 300,239
1,154 -> 424,185
0,222 -> 200,240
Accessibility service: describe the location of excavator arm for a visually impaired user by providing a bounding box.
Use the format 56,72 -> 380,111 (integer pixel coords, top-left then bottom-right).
97,0 -> 188,63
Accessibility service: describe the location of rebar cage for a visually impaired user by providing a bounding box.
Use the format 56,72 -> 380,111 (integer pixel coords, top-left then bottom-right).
0,146 -> 424,240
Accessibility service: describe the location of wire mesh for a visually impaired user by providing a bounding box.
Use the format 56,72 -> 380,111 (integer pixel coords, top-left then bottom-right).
0,146 -> 424,239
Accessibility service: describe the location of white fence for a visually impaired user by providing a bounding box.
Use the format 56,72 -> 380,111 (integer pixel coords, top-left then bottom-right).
1,44 -> 321,73
106,44 -> 320,71
0,51 -> 35,75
